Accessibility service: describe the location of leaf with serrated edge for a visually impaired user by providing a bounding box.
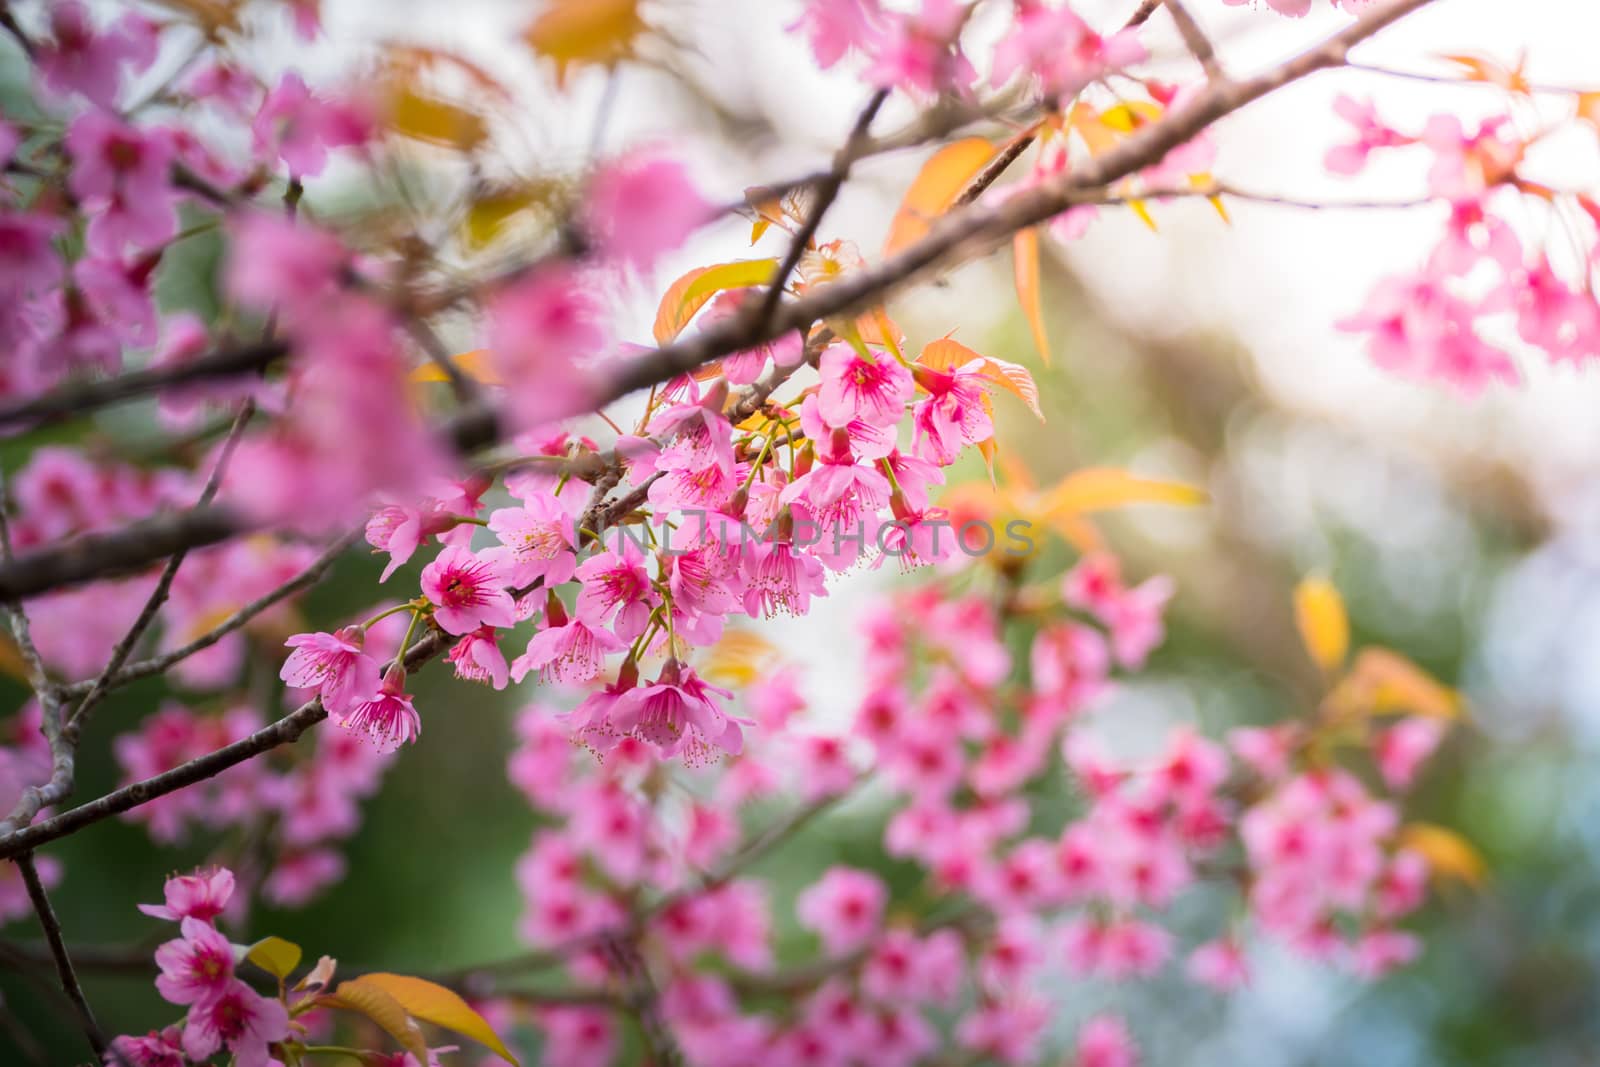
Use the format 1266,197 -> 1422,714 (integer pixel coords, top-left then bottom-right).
324,978 -> 429,1061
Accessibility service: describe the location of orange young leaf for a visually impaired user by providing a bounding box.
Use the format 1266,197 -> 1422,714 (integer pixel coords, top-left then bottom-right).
1440,52 -> 1531,95
652,259 -> 780,344
1331,648 -> 1462,720
1013,228 -> 1052,366
1293,577 -> 1350,673
1044,468 -> 1208,516
525,0 -> 646,88
355,973 -> 521,1065
1127,197 -> 1158,232
324,979 -> 429,1061
1398,822 -> 1487,888
883,138 -> 997,256
411,349 -> 501,386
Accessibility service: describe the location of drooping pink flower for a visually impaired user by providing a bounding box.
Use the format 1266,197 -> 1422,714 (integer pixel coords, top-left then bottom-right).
796,866 -> 887,955
420,546 -> 516,635
224,212 -> 348,315
252,71 -> 372,178
1324,95 -> 1411,176
789,0 -> 886,69
608,659 -> 742,762
336,664 -> 421,753
864,0 -> 978,97
105,1027 -> 187,1067
280,626 -> 381,714
65,111 -> 179,256
1374,718 -> 1446,790
0,211 -> 65,296
36,1 -> 157,108
818,344 -> 915,428
1186,938 -> 1250,991
512,614 -> 627,686
180,978 -> 291,1067
911,362 -> 993,466
742,537 -> 830,617
585,150 -> 711,269
447,625 -> 511,690
74,254 -> 159,347
137,868 -> 236,922
1349,927 -> 1421,978
1075,1014 -> 1139,1067
153,918 -> 235,1006
486,268 -> 606,426
1338,271 -> 1517,394
574,541 -> 656,641
991,4 -> 1145,97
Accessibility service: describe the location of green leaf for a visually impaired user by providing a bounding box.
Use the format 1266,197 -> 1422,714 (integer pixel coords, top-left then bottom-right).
356,973 -> 521,1065
243,936 -> 302,980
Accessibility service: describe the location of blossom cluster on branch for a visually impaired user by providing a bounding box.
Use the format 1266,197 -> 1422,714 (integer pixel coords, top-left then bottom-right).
0,0 -> 1557,1063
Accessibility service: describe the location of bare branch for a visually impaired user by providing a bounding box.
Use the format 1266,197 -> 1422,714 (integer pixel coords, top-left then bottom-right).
17,853 -> 107,1061
1163,0 -> 1226,82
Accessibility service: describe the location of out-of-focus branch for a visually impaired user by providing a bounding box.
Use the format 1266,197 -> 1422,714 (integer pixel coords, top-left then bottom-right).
18,854 -> 107,1061
1164,0 -> 1225,81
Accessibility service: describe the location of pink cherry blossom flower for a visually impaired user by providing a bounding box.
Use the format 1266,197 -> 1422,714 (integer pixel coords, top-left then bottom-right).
742,537 -> 829,617
336,664 -> 421,753
252,71 -> 372,178
1375,718 -> 1446,790
864,0 -> 978,97
818,344 -> 914,428
790,0 -> 886,69
487,494 -> 579,589
609,659 -> 743,762
1186,938 -> 1250,991
105,1027 -> 186,1067
74,254 -> 159,347
225,212 -> 347,314
574,542 -> 656,641
1075,1014 -> 1139,1067
585,150 -> 711,269
955,994 -> 1049,1066
280,626 -> 381,714
153,918 -> 235,1006
137,867 -> 235,922
447,625 -> 510,689
180,978 -> 290,1067
36,1 -> 157,108
0,211 -> 65,296
512,614 -> 627,686
420,545 -> 516,635
992,4 -> 1145,98
64,111 -> 178,256
486,268 -> 606,426
1324,95 -> 1411,176
1222,0 -> 1312,13
797,866 -> 887,955
1349,927 -> 1421,978
1338,271 -> 1518,394
911,362 -> 993,466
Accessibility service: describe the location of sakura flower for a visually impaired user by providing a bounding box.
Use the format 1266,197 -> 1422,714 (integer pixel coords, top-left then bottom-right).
1349,927 -> 1421,978
0,211 -> 65,296
1075,1014 -> 1139,1067
512,612 -> 626,686
487,493 -> 579,589
252,71 -> 372,178
1186,938 -> 1250,992
447,625 -> 510,690
180,979 -> 291,1067
574,542 -> 656,641
105,1027 -> 186,1067
864,0 -> 978,97
1375,718 -> 1446,790
154,918 -> 235,1006
420,546 -> 516,635
225,212 -> 347,314
36,1 -> 157,108
742,536 -> 829,617
280,626 -> 381,714
1324,94 -> 1411,176
1338,271 -> 1518,394
336,664 -> 421,753
138,867 -> 235,922
585,150 -> 711,269
818,344 -> 914,428
609,659 -> 743,761
65,111 -> 179,256
911,362 -> 993,466
486,268 -> 605,426
790,0 -> 886,69
796,867 -> 887,954
991,4 -> 1145,97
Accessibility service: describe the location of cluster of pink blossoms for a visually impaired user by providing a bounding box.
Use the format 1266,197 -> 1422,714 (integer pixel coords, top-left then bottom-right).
1328,94 -> 1600,391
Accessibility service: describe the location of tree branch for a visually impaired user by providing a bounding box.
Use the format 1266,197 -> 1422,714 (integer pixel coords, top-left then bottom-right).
17,853 -> 107,1061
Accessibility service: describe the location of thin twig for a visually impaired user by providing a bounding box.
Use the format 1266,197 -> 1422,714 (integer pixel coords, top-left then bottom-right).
1163,0 -> 1225,82
17,853 -> 107,1060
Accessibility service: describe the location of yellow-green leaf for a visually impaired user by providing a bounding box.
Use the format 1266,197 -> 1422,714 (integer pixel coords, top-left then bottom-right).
701,628 -> 781,687
652,259 -> 779,344
883,138 -> 996,256
1398,822 -> 1487,888
1013,228 -> 1051,366
1044,468 -> 1208,516
386,83 -> 487,151
411,349 -> 501,386
525,0 -> 646,88
244,936 -> 302,980
324,978 -> 429,1061
357,973 -> 521,1065
1293,577 -> 1349,673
